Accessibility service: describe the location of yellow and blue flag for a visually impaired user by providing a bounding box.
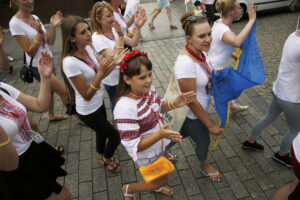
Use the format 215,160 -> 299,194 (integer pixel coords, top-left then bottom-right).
212,23 -> 265,128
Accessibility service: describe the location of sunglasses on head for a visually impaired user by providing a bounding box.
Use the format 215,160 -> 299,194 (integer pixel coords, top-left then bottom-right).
187,13 -> 206,23
95,1 -> 108,7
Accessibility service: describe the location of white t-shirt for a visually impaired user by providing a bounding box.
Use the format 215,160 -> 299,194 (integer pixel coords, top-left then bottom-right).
272,32 -> 300,103
62,46 -> 104,115
174,54 -> 211,119
208,20 -> 235,69
114,11 -> 128,35
293,132 -> 300,163
92,28 -> 120,86
0,83 -> 32,155
9,15 -> 53,68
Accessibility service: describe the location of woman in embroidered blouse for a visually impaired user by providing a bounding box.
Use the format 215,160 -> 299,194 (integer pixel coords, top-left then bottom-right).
0,52 -> 71,200
9,0 -> 69,122
61,15 -> 126,173
114,50 -> 195,199
174,13 -> 223,182
91,1 -> 146,109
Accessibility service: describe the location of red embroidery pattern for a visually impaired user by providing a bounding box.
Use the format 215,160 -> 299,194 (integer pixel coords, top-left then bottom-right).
118,129 -> 140,141
0,95 -> 31,142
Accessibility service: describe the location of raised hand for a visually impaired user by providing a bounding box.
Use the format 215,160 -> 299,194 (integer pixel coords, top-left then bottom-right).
134,7 -> 147,28
50,10 -> 63,27
159,124 -> 182,142
173,91 -> 196,108
113,21 -> 124,37
99,55 -> 115,78
0,26 -> 4,47
113,48 -> 129,65
248,2 -> 257,22
38,52 -> 53,79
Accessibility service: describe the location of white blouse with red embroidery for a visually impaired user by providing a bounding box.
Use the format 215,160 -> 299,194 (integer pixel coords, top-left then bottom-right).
114,86 -> 170,163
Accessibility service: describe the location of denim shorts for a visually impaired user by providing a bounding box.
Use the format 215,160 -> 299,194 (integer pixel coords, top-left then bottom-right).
135,153 -> 163,167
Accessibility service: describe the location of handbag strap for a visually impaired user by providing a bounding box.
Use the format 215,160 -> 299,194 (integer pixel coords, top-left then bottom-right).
0,87 -> 10,96
23,52 -> 34,68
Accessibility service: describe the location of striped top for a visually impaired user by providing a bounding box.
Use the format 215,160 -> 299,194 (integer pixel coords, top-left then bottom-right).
114,86 -> 170,163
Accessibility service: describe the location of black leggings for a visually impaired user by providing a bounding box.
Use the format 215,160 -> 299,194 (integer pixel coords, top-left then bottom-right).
289,180 -> 300,200
78,104 -> 120,158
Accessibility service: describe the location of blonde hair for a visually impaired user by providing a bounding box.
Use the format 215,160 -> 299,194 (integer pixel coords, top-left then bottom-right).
180,12 -> 208,36
90,1 -> 114,33
215,0 -> 237,17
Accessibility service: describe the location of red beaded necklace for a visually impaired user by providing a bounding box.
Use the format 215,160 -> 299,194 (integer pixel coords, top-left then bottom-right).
185,44 -> 212,75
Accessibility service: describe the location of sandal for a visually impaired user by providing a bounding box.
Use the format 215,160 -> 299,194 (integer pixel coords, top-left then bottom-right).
54,145 -> 65,155
122,184 -> 135,200
148,23 -> 155,29
48,114 -> 68,122
199,168 -> 223,182
154,185 -> 174,196
164,152 -> 178,162
98,157 -> 121,173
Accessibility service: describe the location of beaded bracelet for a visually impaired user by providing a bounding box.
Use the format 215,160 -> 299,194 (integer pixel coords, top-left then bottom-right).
170,100 -> 177,109
90,83 -> 100,91
0,136 -> 11,147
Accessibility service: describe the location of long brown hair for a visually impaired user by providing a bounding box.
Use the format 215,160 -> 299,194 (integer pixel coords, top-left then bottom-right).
90,1 -> 114,33
60,15 -> 90,104
117,56 -> 152,98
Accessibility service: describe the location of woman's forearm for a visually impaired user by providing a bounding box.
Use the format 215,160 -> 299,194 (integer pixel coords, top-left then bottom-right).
46,26 -> 56,45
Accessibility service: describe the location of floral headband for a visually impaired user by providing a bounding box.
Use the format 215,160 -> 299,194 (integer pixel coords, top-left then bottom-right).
120,49 -> 148,72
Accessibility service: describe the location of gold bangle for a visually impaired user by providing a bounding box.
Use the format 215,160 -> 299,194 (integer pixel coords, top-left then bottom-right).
90,83 -> 100,91
33,39 -> 40,46
167,101 -> 173,110
115,45 -> 124,49
0,136 -> 11,147
170,100 -> 177,109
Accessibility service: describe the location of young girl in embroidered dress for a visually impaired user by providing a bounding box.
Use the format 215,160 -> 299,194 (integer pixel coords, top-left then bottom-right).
113,49 -> 195,199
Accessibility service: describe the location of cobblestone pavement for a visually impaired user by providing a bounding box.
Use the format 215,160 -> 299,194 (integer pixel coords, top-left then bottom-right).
1,1 -> 299,199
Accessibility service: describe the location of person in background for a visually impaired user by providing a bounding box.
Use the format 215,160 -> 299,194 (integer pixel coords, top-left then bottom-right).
207,0 -> 257,112
0,26 -> 11,72
9,0 -> 69,122
148,0 -> 177,30
242,29 -> 300,168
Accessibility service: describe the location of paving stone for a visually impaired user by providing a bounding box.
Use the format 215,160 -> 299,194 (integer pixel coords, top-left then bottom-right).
233,145 -> 256,166
68,135 -> 80,152
250,152 -> 274,174
94,191 -> 108,200
79,181 -> 93,200
188,194 -> 205,200
79,159 -> 92,183
267,171 -> 287,189
243,179 -> 268,199
93,168 -> 107,192
171,184 -> 189,200
217,187 -> 236,200
179,169 -> 201,196
212,150 -> 233,173
140,192 -> 156,200
186,155 -> 202,179
66,152 -> 79,174
229,157 -> 252,181
107,175 -> 123,200
180,138 -> 196,157
223,171 -> 249,199
197,178 -> 220,200
56,130 -> 69,146
65,173 -> 79,198
121,159 -> 137,183
247,164 -> 274,191
172,147 -> 190,171
80,140 -> 92,160
168,169 -> 182,187
219,139 -> 236,158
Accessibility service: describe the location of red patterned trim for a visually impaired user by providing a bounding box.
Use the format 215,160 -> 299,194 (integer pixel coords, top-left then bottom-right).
119,129 -> 140,140
115,119 -> 138,124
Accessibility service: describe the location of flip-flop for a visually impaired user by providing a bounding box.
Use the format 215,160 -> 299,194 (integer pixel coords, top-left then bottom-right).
122,184 -> 136,200
154,186 -> 174,196
199,168 -> 223,182
48,114 -> 68,122
54,146 -> 65,155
